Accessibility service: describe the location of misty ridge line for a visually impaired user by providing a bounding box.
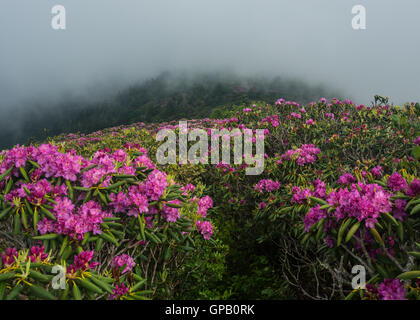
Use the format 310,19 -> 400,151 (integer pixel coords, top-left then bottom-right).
2,0 -> 419,111
1,1 -> 419,150
0,71 -> 341,150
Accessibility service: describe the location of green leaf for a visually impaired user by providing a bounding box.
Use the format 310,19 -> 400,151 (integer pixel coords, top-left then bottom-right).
337,218 -> 352,247
397,270 -> 420,280
0,166 -> 13,182
5,177 -> 13,194
163,202 -> 183,208
412,146 -> 420,160
21,208 -> 28,229
33,233 -> 59,240
40,207 -> 57,221
370,228 -> 383,246
382,212 -> 398,226
405,197 -> 420,211
373,180 -> 387,188
103,217 -> 121,222
131,279 -> 147,292
60,285 -> 70,300
145,230 -> 161,244
72,283 -> 82,300
29,270 -> 53,283
344,289 -> 359,300
81,164 -> 97,173
0,282 -> 6,300
0,206 -> 13,221
13,213 -> 21,235
76,278 -> 103,295
104,181 -> 126,190
410,203 -> 420,216
89,276 -> 113,294
6,284 -> 22,300
308,196 -> 328,206
29,284 -> 57,300
59,236 -> 69,256
345,221 -> 361,243
97,191 -> 108,206
61,246 -> 73,261
95,238 -> 104,252
33,209 -> 39,233
73,186 -> 91,192
0,272 -> 16,282
99,232 -> 119,246
19,166 -> 29,182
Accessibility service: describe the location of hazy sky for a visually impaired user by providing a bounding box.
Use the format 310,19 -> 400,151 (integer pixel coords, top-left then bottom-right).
1,0 -> 420,107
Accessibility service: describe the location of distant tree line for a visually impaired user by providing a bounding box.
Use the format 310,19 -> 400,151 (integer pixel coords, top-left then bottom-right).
0,72 -> 340,149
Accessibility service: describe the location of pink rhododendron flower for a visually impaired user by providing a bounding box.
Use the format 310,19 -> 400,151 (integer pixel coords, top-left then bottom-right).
392,199 -> 407,221
406,179 -> 420,197
109,283 -> 129,300
324,182 -> 392,228
387,172 -> 407,192
197,196 -> 213,217
67,250 -> 98,274
1,248 -> 18,266
291,186 -> 312,204
304,205 -> 327,232
254,179 -> 281,193
162,200 -> 181,222
29,245 -> 49,263
281,144 -> 320,166
196,220 -> 213,240
338,173 -> 356,186
113,254 -> 135,274
377,279 -> 406,300
371,165 -> 383,177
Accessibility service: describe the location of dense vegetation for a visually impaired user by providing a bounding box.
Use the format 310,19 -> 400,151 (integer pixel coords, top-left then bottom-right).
0,92 -> 419,300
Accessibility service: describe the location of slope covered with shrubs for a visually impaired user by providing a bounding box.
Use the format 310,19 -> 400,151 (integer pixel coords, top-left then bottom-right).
0,96 -> 419,300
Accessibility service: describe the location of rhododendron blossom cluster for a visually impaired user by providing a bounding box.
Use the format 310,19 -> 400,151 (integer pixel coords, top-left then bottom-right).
366,279 -> 407,300
254,179 -> 281,193
38,198 -> 109,240
0,143 -> 214,244
281,144 -> 321,166
196,220 -> 213,240
67,250 -> 99,275
113,254 -> 136,274
326,182 -> 392,228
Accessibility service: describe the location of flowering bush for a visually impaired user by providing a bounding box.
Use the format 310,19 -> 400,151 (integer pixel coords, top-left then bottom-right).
0,144 -> 215,300
189,98 -> 420,299
300,171 -> 420,300
1,97 -> 419,300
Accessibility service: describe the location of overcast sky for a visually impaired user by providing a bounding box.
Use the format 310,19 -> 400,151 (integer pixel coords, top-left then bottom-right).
1,0 -> 420,108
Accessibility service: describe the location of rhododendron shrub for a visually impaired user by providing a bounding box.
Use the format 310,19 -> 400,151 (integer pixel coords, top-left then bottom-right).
1,97 -> 419,300
0,144 -> 214,300
197,98 -> 419,299
300,172 -> 420,300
